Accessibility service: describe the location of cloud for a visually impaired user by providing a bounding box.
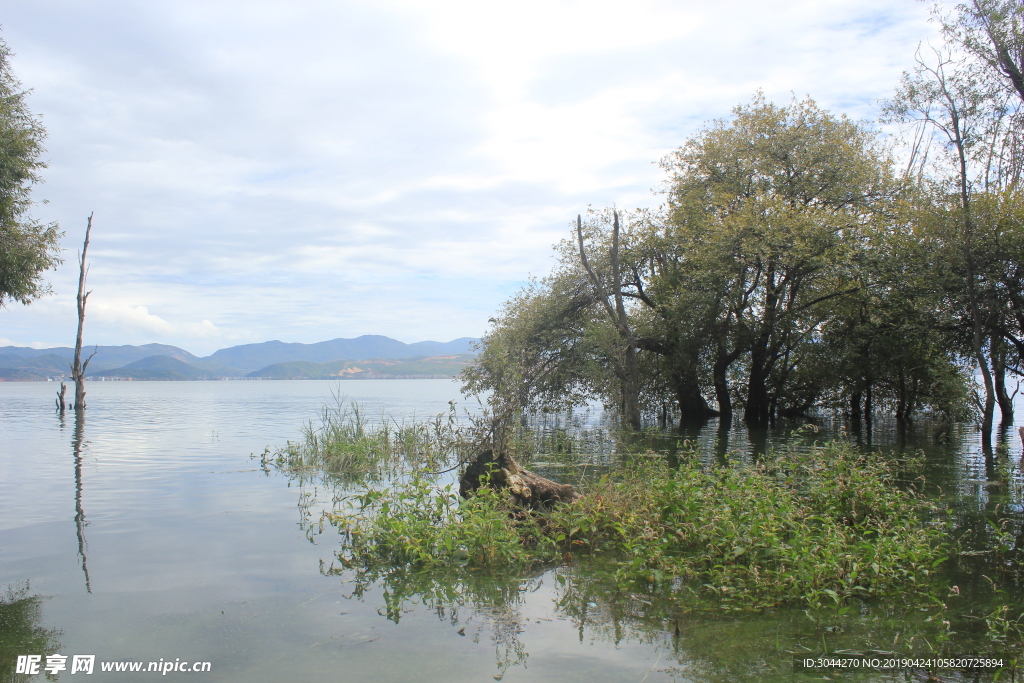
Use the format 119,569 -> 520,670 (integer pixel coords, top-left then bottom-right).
0,0 -> 941,355
88,301 -> 221,340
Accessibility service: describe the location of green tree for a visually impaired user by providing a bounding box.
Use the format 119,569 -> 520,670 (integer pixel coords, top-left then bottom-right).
461,268 -> 602,445
883,34 -> 1022,438
661,95 -> 900,427
941,0 -> 1024,104
0,34 -> 61,307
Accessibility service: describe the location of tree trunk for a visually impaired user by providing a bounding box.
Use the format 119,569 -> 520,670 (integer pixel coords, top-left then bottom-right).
673,360 -> 717,426
992,334 -> 1014,425
713,337 -> 741,425
460,449 -> 581,509
576,212 -> 642,429
745,348 -> 771,428
849,391 -> 862,423
70,214 -> 95,412
864,383 -> 874,439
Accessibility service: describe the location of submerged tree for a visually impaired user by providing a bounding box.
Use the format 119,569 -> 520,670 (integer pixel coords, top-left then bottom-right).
467,94 -> 975,430
661,95 -> 902,427
883,26 -> 1023,439
70,214 -> 95,411
0,34 -> 62,308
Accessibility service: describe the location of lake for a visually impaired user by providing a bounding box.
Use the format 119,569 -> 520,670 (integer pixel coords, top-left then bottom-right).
2,379 -> 1023,681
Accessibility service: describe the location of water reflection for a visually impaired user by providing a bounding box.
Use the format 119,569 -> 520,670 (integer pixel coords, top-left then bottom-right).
0,583 -> 62,682
316,555 -> 1003,682
324,563 -> 533,679
276,404 -> 1024,680
69,409 -> 92,594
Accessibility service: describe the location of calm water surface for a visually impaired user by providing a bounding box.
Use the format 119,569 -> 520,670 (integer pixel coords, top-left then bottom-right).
1,380 -> 679,682
2,379 -> 1023,682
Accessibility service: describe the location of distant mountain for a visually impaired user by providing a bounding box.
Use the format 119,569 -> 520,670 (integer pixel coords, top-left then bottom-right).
0,336 -> 479,381
0,343 -> 199,373
87,355 -> 214,380
204,335 -> 478,371
248,354 -> 475,379
0,353 -> 71,379
87,355 -> 246,380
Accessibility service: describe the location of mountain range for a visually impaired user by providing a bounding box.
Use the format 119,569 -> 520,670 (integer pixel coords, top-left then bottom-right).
0,335 -> 478,381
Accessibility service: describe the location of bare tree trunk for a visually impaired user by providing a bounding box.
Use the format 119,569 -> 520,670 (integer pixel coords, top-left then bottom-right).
460,449 -> 580,509
70,214 -> 96,411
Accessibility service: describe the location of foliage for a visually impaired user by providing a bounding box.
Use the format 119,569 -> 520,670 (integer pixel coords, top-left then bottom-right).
939,0 -> 1024,105
464,94 -> 972,427
0,582 -> 62,683
0,35 -> 61,308
321,438 -> 948,612
659,94 -> 906,426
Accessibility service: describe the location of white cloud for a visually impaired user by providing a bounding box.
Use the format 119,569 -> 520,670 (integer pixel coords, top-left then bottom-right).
88,301 -> 221,340
0,0 -> 941,355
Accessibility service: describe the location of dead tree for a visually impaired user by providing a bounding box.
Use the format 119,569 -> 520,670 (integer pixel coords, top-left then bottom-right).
70,214 -> 96,410
460,448 -> 580,510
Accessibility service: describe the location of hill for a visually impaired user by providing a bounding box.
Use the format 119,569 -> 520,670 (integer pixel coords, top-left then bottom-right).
248,354 -> 474,379
89,355 -> 224,380
0,335 -> 479,381
0,343 -> 199,374
205,335 -> 477,371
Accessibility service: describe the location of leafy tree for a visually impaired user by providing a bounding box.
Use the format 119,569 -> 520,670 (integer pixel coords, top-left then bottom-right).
883,30 -> 1022,438
461,268 -> 602,442
661,95 -> 901,427
574,211 -> 643,429
0,34 -> 61,307
941,0 -> 1024,104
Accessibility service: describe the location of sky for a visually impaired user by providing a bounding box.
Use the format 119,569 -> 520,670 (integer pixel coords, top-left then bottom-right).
0,0 -> 941,357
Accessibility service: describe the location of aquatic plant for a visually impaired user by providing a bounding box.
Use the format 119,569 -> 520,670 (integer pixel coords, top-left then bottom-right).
261,393 -> 467,483
322,438 -> 948,611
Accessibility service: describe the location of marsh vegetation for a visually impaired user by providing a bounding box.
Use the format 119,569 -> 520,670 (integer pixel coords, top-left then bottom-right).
260,396 -> 1024,680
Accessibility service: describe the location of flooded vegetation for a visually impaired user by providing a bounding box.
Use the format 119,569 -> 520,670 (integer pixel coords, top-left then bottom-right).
1,379 -> 1022,682
256,393 -> 1024,681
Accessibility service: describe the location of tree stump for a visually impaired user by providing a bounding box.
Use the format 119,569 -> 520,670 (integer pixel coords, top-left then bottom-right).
459,449 -> 581,509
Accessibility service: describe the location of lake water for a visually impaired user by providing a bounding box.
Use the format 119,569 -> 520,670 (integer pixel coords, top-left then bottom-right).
2,379 -> 1023,682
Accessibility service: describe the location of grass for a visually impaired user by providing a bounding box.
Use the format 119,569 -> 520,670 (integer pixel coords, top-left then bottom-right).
260,393 -> 467,483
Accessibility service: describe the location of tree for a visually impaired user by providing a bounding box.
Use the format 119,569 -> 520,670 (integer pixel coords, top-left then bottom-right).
883,37 -> 1022,441
575,212 -> 643,429
661,95 -> 900,427
0,34 -> 61,307
942,0 -> 1024,104
70,214 -> 95,411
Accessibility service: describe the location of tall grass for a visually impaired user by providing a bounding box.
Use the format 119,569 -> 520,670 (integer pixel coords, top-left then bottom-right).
263,393 -> 468,482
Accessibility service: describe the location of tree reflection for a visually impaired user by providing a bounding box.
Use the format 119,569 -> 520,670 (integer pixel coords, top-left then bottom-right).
323,562 -> 533,679
0,582 -> 62,683
71,409 -> 92,594
316,551 -> 1018,682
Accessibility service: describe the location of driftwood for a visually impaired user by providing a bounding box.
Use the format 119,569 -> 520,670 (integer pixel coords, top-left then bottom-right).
460,449 -> 581,509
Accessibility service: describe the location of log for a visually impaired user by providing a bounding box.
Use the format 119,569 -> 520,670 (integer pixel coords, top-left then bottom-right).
459,449 -> 581,509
